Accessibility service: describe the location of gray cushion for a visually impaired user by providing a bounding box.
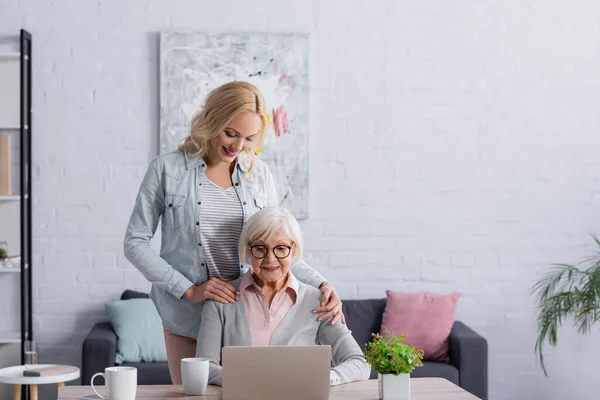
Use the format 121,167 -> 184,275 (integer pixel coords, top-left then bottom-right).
342,299 -> 387,352
122,362 -> 171,385
412,362 -> 459,385
121,290 -> 150,300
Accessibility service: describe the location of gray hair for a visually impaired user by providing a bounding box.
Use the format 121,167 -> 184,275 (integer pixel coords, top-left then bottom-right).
238,207 -> 304,266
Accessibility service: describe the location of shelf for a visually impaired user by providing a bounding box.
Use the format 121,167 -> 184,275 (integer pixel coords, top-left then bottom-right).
0,333 -> 21,344
0,263 -> 27,273
0,53 -> 20,59
0,195 -> 22,201
0,29 -> 33,364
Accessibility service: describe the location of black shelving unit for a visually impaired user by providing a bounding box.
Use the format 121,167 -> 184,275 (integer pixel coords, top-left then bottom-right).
0,27 -> 34,400
19,28 -> 33,367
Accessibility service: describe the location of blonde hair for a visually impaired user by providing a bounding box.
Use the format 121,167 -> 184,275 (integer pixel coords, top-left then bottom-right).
238,207 -> 304,267
178,81 -> 268,172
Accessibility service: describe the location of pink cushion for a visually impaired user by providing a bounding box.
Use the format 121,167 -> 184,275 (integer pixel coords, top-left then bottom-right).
380,291 -> 461,362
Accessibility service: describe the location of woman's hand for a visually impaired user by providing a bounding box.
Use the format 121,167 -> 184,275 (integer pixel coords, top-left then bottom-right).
183,278 -> 239,304
313,282 -> 346,325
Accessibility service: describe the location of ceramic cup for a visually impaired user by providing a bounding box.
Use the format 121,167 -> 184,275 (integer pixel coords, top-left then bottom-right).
181,357 -> 209,395
91,366 -> 137,400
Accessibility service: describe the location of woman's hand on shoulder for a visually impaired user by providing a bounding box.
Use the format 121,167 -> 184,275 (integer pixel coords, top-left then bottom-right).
313,282 -> 346,325
183,278 -> 239,304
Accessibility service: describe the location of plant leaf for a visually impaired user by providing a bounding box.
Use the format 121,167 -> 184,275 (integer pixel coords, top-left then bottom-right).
530,233 -> 600,376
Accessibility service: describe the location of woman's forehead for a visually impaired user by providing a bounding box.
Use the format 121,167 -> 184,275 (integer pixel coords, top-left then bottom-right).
252,229 -> 291,243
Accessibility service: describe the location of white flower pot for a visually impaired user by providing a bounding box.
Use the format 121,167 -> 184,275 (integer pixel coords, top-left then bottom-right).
378,373 -> 410,400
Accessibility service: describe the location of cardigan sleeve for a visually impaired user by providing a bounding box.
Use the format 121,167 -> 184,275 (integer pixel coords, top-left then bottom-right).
316,317 -> 371,384
195,300 -> 224,386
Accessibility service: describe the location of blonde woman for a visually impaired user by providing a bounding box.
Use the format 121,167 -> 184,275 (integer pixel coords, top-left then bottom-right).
196,207 -> 370,386
123,81 -> 344,385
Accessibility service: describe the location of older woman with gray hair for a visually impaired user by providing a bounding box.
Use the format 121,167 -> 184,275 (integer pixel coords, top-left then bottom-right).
196,207 -> 370,386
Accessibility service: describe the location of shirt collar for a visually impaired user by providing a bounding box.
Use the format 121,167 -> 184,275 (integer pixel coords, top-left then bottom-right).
235,152 -> 251,173
239,269 -> 299,303
184,151 -> 205,170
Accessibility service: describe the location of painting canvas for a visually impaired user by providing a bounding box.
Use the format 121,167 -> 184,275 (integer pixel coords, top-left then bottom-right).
160,32 -> 310,219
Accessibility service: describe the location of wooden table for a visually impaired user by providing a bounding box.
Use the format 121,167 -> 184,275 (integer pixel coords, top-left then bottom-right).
59,377 -> 480,399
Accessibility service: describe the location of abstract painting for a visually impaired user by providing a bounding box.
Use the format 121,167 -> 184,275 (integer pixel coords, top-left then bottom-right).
159,32 -> 310,219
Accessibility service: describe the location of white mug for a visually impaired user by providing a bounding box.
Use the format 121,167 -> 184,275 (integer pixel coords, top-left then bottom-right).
181,357 -> 209,395
91,366 -> 137,400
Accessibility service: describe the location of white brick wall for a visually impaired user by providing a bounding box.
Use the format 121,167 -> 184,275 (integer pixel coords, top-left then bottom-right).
2,0 -> 600,399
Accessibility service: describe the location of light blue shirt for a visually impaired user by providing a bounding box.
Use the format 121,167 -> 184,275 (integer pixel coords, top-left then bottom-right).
123,150 -> 326,338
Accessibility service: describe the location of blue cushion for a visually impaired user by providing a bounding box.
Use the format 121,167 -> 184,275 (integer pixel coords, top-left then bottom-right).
105,298 -> 167,364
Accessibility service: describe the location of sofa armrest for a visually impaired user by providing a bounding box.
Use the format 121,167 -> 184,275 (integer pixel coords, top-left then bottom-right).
82,322 -> 117,385
449,321 -> 488,400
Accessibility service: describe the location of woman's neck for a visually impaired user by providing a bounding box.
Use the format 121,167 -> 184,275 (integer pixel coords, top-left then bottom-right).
204,154 -> 236,188
253,273 -> 288,307
204,153 -> 235,171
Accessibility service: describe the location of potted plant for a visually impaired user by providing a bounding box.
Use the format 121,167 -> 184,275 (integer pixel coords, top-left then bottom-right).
364,330 -> 424,400
531,233 -> 600,376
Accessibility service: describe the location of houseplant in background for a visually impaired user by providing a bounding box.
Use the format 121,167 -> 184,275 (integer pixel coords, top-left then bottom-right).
0,245 -> 7,268
364,330 -> 424,400
531,233 -> 600,376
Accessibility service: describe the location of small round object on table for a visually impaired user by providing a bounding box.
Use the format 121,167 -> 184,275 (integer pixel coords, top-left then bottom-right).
0,364 -> 80,400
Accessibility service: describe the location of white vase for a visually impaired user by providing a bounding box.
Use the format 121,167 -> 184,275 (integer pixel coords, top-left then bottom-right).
378,373 -> 410,400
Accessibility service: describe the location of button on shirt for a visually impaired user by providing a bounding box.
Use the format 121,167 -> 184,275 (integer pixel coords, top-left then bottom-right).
239,270 -> 299,347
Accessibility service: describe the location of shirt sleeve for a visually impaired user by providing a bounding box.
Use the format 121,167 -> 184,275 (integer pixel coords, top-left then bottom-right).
123,157 -> 194,299
291,260 -> 327,289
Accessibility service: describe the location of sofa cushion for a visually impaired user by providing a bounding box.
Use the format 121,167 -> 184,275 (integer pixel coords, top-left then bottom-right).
122,361 -> 171,385
105,298 -> 167,364
342,299 -> 386,352
412,361 -> 459,385
381,291 -> 461,362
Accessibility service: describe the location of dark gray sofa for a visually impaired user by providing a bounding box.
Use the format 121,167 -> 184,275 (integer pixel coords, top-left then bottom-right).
82,290 -> 488,399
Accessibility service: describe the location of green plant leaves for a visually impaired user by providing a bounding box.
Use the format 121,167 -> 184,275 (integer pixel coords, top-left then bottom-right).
530,232 -> 600,376
364,330 -> 424,375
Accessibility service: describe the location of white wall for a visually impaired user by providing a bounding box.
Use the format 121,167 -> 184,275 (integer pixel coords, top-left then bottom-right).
2,0 -> 600,399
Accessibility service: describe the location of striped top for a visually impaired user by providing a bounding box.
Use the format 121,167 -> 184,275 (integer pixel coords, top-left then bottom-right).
200,176 -> 244,281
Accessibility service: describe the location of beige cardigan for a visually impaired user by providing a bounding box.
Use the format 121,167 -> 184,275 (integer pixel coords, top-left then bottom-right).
195,278 -> 371,386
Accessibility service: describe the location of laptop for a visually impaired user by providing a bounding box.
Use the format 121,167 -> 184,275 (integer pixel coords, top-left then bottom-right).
222,345 -> 332,400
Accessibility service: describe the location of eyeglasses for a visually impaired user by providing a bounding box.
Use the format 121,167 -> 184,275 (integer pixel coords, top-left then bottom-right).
249,243 -> 294,259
